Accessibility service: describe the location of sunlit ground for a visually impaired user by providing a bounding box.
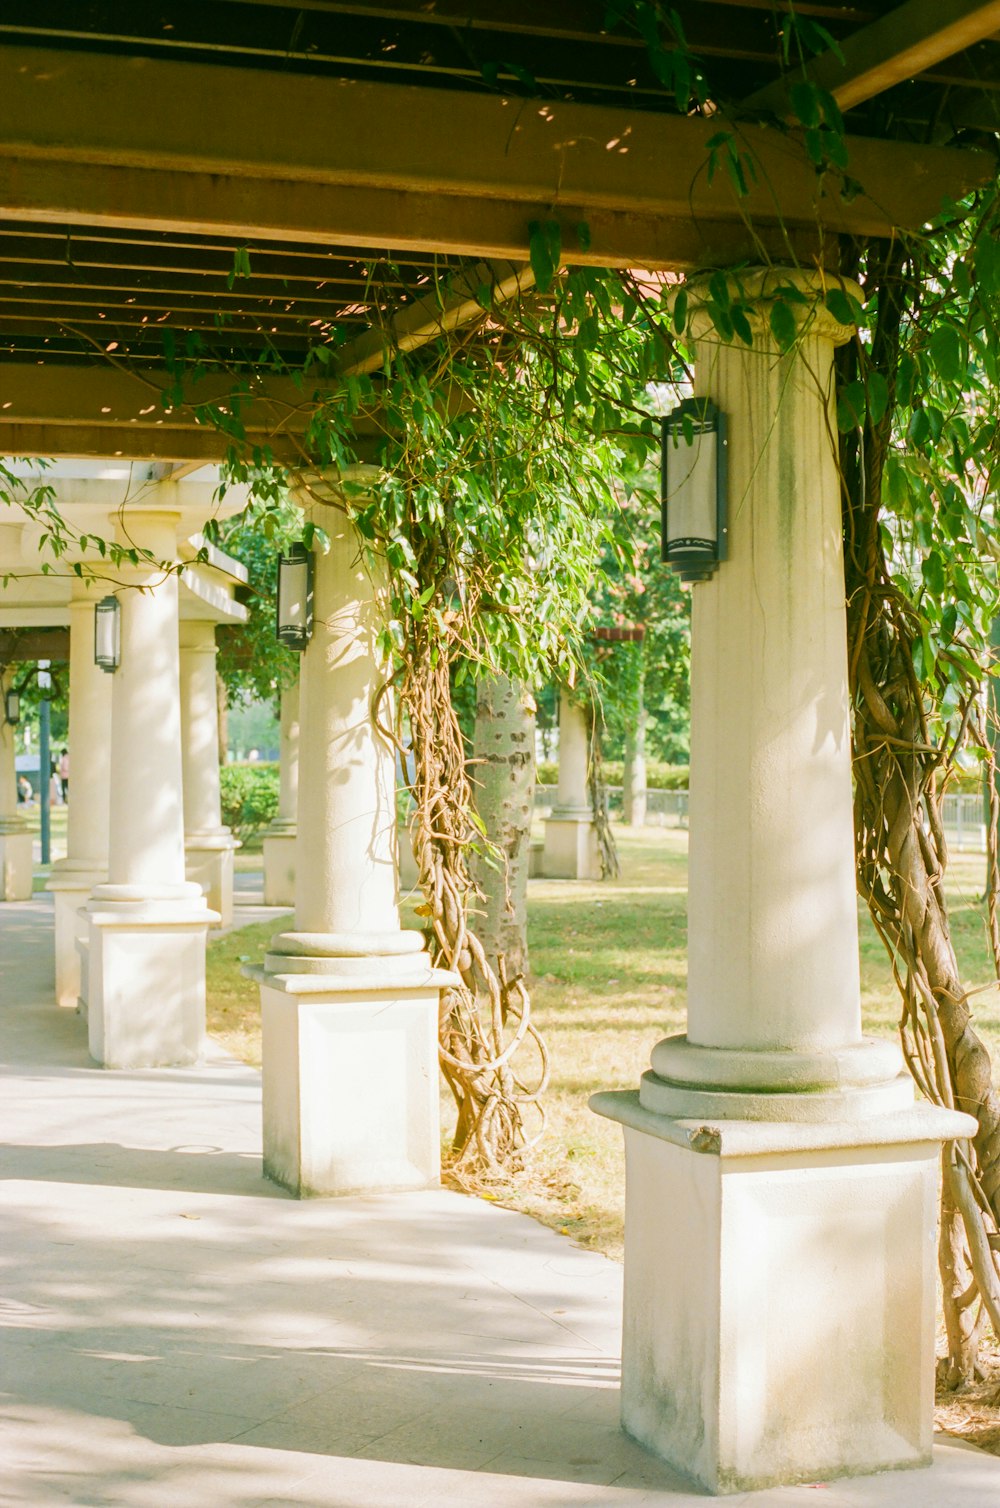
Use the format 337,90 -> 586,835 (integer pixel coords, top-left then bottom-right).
207,826 -> 1000,1260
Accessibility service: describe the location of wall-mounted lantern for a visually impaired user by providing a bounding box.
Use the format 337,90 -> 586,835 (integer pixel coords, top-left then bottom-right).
276,542 -> 315,652
3,687 -> 19,726
94,595 -> 121,673
661,398 -> 728,584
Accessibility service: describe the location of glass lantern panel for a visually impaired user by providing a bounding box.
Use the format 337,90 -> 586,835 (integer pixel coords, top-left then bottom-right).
95,602 -> 120,668
665,425 -> 717,550
278,559 -> 309,634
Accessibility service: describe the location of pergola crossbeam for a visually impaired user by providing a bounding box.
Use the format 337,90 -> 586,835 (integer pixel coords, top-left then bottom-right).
336,260 -> 534,376
747,0 -> 1000,115
0,46 -> 991,272
0,361 -> 381,462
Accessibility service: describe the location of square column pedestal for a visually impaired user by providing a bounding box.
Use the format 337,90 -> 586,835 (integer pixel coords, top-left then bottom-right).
48,867 -> 105,1008
87,888 -> 218,1068
261,823 -> 296,909
185,835 -> 237,927
592,1091 -> 976,1494
542,808 -> 600,880
0,824 -> 33,901
251,946 -> 453,1198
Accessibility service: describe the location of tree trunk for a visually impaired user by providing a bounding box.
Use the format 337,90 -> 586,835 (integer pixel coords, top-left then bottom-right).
622,669 -> 648,827
938,1167 -> 986,1388
471,674 -> 535,980
986,616 -> 1000,895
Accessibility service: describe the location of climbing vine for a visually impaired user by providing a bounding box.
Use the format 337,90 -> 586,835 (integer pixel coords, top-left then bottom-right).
215,309 -> 651,1181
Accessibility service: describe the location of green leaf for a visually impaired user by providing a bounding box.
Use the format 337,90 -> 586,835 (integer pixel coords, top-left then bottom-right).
836,380 -> 866,432
731,305 -> 753,347
927,325 -> 963,384
825,288 -> 861,328
922,551 -> 945,597
673,287 -> 688,336
908,407 -> 930,447
866,370 -> 889,425
790,81 -> 821,128
769,299 -> 797,352
529,220 -> 561,293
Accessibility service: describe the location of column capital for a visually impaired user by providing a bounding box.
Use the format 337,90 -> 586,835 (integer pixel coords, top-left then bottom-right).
178,620 -> 219,655
108,507 -> 180,562
289,465 -> 382,512
69,574 -> 111,605
677,266 -> 862,351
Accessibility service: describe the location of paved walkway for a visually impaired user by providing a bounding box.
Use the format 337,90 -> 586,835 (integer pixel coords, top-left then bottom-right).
1,895 -> 997,1507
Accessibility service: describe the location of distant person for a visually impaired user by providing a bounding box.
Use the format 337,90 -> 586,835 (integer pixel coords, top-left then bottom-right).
49,764 -> 63,806
58,748 -> 69,801
17,775 -> 31,805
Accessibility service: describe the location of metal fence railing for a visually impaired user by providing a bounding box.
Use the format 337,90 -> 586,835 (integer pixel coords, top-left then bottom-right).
534,785 -> 689,828
940,791 -> 987,853
534,786 -> 987,848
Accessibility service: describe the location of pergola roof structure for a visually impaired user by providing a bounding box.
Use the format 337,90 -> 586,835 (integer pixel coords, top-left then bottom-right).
0,1 -> 999,460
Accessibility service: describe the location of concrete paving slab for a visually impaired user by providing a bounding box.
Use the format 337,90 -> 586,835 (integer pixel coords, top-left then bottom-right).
0,894 -> 997,1506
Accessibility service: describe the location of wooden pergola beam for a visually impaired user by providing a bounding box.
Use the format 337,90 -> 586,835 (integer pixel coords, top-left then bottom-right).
748,0 -> 1000,115
336,261 -> 534,376
0,361 -> 381,463
0,628 -> 69,661
0,46 -> 990,270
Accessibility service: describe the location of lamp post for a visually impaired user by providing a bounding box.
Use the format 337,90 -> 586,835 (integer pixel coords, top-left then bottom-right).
660,398 -> 728,583
38,660 -> 51,866
276,542 -> 315,651
94,595 -> 121,673
3,687 -> 19,726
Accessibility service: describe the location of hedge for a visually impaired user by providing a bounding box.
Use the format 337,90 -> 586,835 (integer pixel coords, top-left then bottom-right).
536,759 -> 689,790
220,761 -> 280,845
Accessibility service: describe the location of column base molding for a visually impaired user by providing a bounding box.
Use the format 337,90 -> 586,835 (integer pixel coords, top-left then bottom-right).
0,827 -> 33,902
86,886 -> 217,1068
542,812 -> 600,880
248,942 -> 455,1198
185,828 -> 238,927
641,1033 -> 912,1121
261,825 -> 296,908
592,1089 -> 976,1495
46,861 -> 107,1008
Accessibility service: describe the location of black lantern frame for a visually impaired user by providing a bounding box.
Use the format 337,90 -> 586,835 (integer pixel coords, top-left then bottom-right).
94,595 -> 121,673
660,397 -> 728,584
276,541 -> 315,652
3,687 -> 19,726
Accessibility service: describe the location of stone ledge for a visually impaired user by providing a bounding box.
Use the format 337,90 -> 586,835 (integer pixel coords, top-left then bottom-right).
246,963 -> 458,996
590,1087 -> 977,1157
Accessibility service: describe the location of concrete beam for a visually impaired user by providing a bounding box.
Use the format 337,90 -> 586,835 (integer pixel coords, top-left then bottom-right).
0,628 -> 69,661
336,261 -> 534,376
0,362 -> 382,463
0,47 -> 990,269
747,0 -> 1000,115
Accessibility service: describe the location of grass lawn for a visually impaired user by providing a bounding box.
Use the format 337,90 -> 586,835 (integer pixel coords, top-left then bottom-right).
207,825 -> 1000,1262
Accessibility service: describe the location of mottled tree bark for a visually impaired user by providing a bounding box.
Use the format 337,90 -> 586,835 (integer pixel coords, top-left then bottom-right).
938,1176 -> 986,1389
471,675 -> 535,980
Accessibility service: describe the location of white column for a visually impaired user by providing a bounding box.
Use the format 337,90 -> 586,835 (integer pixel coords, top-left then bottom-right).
251,467 -> 453,1196
86,510 -> 215,1068
262,679 -> 299,907
180,620 -> 236,926
592,269 -> 975,1494
542,689 -> 599,879
0,668 -> 32,902
47,585 -> 112,1003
